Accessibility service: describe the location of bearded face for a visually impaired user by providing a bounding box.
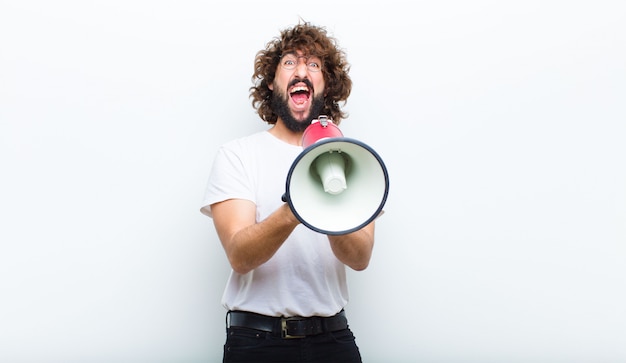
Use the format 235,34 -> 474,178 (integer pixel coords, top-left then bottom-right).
269,51 -> 327,133
271,85 -> 325,132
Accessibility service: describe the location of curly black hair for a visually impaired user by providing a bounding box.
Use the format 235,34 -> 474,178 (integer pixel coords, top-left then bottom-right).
249,22 -> 352,125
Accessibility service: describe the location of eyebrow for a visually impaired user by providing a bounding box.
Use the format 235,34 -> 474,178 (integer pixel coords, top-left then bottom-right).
282,53 -> 321,60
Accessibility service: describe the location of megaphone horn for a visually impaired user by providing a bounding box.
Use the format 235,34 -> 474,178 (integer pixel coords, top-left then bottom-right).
283,116 -> 389,235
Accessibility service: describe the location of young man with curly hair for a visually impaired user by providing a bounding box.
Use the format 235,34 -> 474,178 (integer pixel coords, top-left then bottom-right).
201,22 -> 373,363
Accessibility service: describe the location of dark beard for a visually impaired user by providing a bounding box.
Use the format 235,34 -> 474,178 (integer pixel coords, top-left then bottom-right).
271,91 -> 325,132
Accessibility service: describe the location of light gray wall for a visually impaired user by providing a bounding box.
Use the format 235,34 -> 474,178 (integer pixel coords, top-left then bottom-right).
1,1 -> 625,362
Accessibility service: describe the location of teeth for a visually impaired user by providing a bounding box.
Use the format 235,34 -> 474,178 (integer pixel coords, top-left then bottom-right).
290,86 -> 309,93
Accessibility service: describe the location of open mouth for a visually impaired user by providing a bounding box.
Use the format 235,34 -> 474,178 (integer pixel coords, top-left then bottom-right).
289,84 -> 311,105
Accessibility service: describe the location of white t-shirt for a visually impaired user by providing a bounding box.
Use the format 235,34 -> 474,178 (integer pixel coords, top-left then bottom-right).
201,130 -> 348,317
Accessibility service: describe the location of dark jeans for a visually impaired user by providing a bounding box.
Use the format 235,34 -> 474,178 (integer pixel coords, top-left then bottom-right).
223,326 -> 363,363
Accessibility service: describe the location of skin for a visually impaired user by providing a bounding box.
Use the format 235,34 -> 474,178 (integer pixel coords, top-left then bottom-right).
211,50 -> 375,275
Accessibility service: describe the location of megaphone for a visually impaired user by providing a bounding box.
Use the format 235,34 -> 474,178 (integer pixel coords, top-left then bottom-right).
282,116 -> 389,235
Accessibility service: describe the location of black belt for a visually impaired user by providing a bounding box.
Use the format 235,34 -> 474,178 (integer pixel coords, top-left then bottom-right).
227,310 -> 348,339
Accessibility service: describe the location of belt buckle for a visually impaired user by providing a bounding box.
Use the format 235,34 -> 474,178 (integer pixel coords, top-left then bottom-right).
281,317 -> 306,339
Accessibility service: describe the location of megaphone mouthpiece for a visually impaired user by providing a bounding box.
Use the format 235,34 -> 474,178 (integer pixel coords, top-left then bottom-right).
315,151 -> 347,195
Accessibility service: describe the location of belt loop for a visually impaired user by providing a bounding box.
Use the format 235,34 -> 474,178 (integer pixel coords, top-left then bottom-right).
225,311 -> 232,332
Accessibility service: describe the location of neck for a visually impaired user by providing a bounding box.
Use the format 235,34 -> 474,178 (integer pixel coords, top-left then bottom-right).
268,120 -> 304,146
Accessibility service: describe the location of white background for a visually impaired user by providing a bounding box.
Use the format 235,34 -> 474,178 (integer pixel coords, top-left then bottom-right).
1,1 -> 625,362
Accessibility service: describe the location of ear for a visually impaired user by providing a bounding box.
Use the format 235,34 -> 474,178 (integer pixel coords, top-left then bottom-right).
268,82 -> 274,91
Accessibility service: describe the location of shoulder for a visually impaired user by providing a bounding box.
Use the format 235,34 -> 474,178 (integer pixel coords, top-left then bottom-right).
220,131 -> 272,152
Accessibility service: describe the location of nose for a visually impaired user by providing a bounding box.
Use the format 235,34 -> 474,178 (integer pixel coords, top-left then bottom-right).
294,58 -> 309,76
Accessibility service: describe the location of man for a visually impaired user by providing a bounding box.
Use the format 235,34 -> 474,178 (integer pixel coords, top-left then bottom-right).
201,22 -> 374,363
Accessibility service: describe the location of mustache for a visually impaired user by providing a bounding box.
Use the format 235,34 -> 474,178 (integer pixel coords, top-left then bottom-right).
288,78 -> 314,90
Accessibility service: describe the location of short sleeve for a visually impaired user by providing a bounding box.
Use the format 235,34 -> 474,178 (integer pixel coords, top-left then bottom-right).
200,144 -> 255,217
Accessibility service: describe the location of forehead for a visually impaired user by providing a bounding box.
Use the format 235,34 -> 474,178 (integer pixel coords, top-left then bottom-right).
282,47 -> 321,57
281,51 -> 321,60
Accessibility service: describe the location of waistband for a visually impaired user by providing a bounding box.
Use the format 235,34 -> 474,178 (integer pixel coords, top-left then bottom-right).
227,310 -> 348,339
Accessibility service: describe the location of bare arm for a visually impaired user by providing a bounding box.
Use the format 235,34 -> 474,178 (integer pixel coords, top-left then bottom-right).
327,222 -> 375,271
211,199 -> 300,274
